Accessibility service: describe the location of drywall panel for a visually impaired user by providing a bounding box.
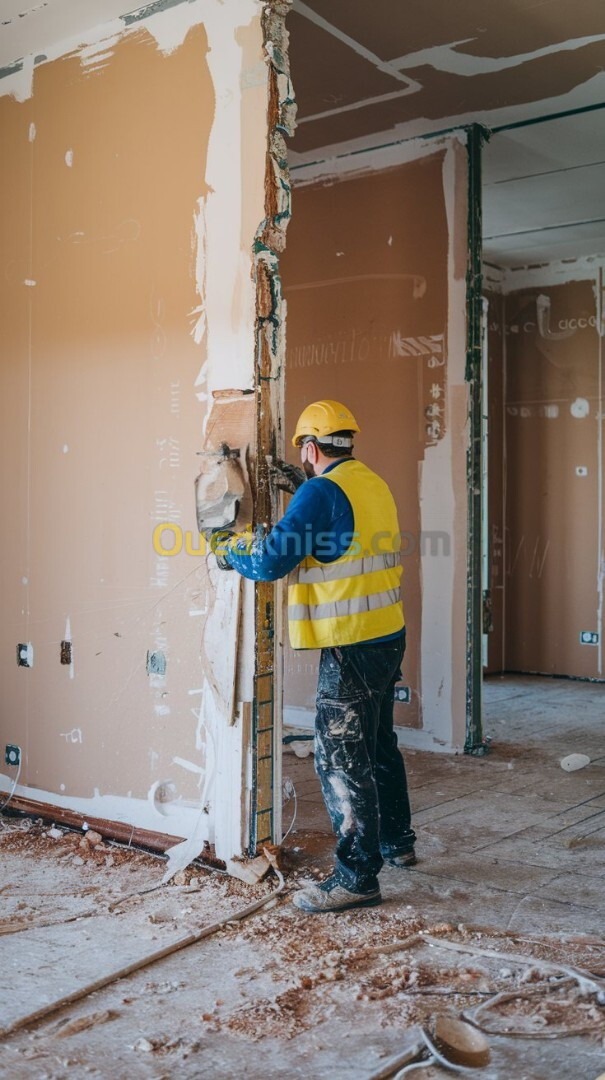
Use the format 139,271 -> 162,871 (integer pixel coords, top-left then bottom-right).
504,279 -> 603,677
281,141 -> 470,750
0,1 -> 269,859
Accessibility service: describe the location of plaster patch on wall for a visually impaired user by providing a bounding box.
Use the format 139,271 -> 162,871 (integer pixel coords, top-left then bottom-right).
392,34 -> 605,78
0,0 -> 258,100
571,396 -> 590,418
189,0 -> 265,393
418,140 -> 469,751
0,56 -> 34,101
173,755 -> 203,775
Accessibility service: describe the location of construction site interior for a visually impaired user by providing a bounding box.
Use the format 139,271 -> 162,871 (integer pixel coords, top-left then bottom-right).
0,1 -> 604,1077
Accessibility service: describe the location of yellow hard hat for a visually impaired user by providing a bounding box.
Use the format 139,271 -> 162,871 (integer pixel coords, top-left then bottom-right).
292,400 -> 360,448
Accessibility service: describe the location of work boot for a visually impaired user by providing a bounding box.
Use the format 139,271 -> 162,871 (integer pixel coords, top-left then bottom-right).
292,874 -> 381,914
384,849 -> 417,868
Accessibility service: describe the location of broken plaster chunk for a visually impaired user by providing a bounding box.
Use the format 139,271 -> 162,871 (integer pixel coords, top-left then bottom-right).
48,827 -> 63,840
84,830 -> 103,846
133,1038 -> 154,1053
560,753 -> 591,772
226,854 -> 271,885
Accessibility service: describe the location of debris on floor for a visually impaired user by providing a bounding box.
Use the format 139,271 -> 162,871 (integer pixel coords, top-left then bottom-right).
1,676 -> 604,1078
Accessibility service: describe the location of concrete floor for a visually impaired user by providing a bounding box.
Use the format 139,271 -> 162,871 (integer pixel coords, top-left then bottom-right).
286,673 -> 605,937
1,675 -> 604,1079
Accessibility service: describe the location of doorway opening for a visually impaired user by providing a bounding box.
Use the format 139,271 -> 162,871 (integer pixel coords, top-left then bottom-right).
481,109 -> 605,719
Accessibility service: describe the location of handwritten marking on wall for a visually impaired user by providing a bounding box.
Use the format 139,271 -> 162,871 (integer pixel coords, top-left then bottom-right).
156,435 -> 180,469
288,329 -> 444,369
151,491 -> 180,587
170,380 -> 181,418
507,404 -> 560,418
150,289 -> 166,360
60,728 -> 82,744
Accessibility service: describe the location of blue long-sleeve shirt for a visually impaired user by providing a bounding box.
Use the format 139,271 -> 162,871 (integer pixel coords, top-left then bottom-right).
225,458 -> 404,646
226,459 -> 354,581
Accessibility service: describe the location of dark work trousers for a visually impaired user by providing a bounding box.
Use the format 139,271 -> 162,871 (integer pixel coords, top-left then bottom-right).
313,629 -> 416,893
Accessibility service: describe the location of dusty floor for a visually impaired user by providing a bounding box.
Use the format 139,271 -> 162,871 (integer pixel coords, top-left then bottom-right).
1,675 -> 604,1079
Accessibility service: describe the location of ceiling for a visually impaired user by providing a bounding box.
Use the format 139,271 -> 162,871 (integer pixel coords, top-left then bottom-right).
2,0 -> 605,266
483,113 -> 605,267
287,0 -> 605,268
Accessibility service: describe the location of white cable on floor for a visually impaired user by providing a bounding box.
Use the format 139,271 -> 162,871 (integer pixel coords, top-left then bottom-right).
281,777 -> 297,843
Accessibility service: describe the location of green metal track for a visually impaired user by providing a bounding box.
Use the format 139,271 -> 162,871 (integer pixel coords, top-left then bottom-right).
464,124 -> 486,755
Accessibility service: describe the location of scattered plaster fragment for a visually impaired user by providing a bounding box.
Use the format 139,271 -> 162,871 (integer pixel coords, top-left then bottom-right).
24,279 -> 36,287
21,576 -> 28,585
28,122 -> 36,141
65,149 -> 74,167
62,444 -> 69,453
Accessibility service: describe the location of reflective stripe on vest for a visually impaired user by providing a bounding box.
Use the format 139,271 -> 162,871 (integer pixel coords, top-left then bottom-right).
289,585 -> 401,622
296,551 -> 399,585
287,459 -> 405,649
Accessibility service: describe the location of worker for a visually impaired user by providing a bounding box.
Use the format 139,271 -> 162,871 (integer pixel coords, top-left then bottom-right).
214,400 -> 416,913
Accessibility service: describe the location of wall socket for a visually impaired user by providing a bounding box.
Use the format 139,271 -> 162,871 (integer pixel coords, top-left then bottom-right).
16,643 -> 33,667
5,744 -> 21,767
394,684 -> 411,704
146,650 -> 166,676
580,631 -> 599,645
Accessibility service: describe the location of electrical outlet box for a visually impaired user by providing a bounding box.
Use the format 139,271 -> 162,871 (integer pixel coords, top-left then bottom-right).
5,744 -> 21,767
60,640 -> 72,665
394,684 -> 411,704
16,643 -> 33,667
146,650 -> 166,676
580,631 -> 599,645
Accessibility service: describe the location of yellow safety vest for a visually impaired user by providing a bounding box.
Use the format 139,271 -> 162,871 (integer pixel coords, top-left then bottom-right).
288,460 -> 405,650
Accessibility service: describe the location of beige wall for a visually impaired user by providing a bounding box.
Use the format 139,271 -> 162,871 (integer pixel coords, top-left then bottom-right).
505,279 -> 603,677
281,141 -> 471,750
0,3 -> 269,856
486,276 -> 604,679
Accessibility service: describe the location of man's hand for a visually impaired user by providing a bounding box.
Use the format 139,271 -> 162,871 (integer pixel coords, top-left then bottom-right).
210,529 -> 235,571
270,459 -> 306,495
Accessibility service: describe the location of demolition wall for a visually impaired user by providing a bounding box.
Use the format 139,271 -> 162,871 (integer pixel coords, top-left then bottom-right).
281,140 -> 471,750
0,1 -> 271,857
486,272 -> 605,680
